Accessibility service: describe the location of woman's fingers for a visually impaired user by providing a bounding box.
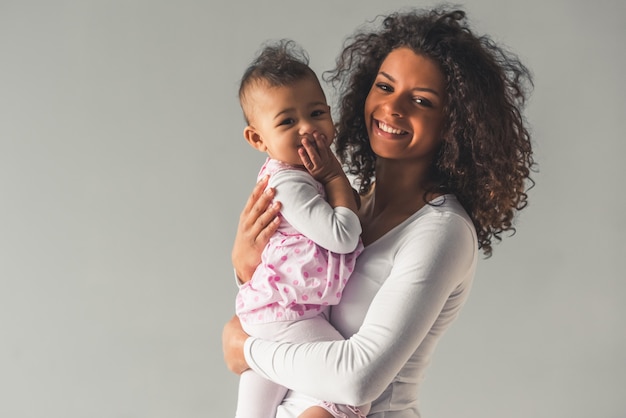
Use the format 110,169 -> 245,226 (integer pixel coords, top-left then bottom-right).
253,199 -> 281,245
241,176 -> 270,223
241,178 -> 279,235
232,178 -> 281,282
248,188 -> 275,230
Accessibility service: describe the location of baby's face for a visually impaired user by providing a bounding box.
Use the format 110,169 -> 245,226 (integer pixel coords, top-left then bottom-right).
246,77 -> 334,166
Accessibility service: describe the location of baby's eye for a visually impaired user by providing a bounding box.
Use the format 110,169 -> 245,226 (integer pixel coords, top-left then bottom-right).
311,109 -> 326,117
279,118 -> 295,126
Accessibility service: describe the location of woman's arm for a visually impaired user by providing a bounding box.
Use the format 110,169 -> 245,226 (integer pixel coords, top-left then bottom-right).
242,212 -> 477,406
231,175 -> 281,283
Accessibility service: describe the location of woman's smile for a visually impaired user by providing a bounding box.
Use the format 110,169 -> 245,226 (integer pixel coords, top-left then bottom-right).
375,119 -> 410,136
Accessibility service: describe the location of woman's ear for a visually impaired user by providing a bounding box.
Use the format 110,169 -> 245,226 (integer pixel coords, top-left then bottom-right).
243,126 -> 267,152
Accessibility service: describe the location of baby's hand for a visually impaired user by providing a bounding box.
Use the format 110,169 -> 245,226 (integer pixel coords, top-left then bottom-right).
298,132 -> 344,185
300,131 -> 359,213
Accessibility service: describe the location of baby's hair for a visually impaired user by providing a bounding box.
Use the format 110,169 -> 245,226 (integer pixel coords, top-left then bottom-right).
239,39 -> 319,124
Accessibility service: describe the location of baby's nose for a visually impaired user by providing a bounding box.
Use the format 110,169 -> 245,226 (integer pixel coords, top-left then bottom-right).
299,129 -> 318,142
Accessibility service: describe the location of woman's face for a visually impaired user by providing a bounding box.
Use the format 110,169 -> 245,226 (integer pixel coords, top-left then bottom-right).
364,47 -> 445,162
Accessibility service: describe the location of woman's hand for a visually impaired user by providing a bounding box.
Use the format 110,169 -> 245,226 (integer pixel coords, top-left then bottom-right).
232,176 -> 281,283
222,315 -> 250,375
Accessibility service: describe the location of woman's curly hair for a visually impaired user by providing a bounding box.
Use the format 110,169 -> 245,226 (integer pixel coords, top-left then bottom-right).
325,7 -> 535,256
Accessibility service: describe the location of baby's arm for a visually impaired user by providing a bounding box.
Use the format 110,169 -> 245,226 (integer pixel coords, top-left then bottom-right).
298,134 -> 359,214
271,172 -> 361,254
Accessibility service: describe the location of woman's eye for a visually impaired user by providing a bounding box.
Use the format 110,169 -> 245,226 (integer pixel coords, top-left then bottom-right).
376,83 -> 392,92
413,97 -> 433,107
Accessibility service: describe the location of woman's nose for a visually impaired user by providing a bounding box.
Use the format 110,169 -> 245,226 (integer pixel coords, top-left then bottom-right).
382,95 -> 404,118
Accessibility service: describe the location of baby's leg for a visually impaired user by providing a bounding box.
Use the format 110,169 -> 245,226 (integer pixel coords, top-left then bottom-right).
297,406 -> 334,418
235,369 -> 287,418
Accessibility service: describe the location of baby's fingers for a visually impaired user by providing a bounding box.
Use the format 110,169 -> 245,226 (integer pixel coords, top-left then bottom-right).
312,132 -> 331,155
299,137 -> 321,169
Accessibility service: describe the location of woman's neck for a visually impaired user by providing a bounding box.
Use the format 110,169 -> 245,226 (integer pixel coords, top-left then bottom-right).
358,158 -> 440,246
370,158 -> 437,216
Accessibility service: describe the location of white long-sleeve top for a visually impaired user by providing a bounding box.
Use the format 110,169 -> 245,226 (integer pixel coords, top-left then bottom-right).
244,194 -> 478,417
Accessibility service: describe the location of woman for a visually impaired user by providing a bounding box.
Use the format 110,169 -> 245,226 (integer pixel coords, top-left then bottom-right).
224,7 -> 534,417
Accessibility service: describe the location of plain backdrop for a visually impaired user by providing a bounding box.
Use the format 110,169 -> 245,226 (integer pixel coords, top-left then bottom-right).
1,0 -> 625,417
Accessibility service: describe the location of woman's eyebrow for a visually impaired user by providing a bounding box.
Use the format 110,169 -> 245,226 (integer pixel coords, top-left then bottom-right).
379,71 -> 396,83
379,71 -> 441,97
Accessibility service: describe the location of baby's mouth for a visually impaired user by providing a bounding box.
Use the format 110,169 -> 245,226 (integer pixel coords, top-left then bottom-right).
377,120 -> 409,135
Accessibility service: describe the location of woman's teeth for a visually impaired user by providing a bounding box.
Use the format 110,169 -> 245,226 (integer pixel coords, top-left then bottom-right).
379,121 -> 407,135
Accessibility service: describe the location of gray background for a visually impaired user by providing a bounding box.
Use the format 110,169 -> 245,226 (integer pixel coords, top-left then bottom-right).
1,0 -> 624,417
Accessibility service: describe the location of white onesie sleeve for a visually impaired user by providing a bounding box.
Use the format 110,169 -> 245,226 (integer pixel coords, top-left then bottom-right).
269,169 -> 361,254
243,205 -> 477,408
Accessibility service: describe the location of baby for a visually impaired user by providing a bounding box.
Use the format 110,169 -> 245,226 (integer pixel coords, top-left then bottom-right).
233,40 -> 368,418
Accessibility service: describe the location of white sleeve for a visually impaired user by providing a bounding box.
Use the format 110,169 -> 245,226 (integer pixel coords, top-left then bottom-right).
243,213 -> 476,406
270,169 -> 361,254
